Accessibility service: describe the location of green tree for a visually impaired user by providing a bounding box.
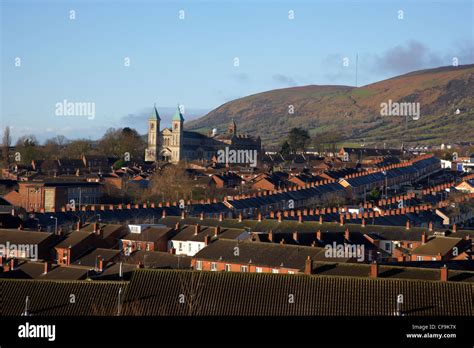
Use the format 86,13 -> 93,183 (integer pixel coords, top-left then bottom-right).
287,127 -> 310,153
279,141 -> 291,156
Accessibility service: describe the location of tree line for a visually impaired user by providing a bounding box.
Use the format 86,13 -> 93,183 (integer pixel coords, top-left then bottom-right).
278,127 -> 344,155
1,126 -> 146,166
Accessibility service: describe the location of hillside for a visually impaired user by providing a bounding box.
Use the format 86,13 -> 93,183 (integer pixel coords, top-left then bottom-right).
186,65 -> 474,147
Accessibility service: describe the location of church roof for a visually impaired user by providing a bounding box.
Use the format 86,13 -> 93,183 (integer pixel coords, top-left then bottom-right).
172,105 -> 185,122
149,104 -> 161,121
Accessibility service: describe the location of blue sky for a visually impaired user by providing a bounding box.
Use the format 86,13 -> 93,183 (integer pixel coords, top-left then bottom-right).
1,0 -> 473,143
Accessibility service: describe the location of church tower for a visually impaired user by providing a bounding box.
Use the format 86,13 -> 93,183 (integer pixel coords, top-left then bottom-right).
228,118 -> 237,135
144,104 -> 161,162
170,104 -> 184,163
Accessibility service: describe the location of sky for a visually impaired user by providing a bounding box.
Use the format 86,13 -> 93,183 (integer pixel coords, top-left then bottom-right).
1,0 -> 473,143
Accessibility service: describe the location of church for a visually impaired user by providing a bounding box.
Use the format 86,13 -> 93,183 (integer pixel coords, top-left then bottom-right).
144,104 -> 261,163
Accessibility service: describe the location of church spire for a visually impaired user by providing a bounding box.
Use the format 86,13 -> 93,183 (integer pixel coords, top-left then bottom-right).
172,104 -> 185,122
228,118 -> 237,134
149,103 -> 161,121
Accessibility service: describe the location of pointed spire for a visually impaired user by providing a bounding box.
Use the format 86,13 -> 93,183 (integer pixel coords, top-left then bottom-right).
149,103 -> 161,121
172,103 -> 185,122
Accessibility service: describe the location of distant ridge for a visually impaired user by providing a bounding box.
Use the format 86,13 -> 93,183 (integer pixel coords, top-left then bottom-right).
187,65 -> 474,147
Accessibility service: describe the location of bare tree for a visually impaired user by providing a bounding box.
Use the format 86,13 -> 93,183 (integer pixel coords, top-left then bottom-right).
1,126 -> 12,165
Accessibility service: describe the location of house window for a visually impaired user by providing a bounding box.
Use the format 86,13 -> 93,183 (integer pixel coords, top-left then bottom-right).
196,260 -> 202,270
211,262 -> 217,271
240,265 -> 248,273
288,271 -> 295,274
225,264 -> 231,272
408,243 -> 413,248
178,242 -> 182,252
416,256 -> 423,261
256,267 -> 263,273
272,269 -> 279,274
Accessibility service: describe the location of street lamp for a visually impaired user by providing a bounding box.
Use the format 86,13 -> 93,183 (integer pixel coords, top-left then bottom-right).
50,216 -> 58,235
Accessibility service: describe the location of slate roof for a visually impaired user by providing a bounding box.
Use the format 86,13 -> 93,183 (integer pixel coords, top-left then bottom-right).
1,269 -> 473,316
194,239 -> 349,269
55,231 -> 94,249
159,216 -> 474,241
121,250 -> 192,269
0,229 -> 56,245
412,236 -> 467,256
0,279 -> 127,315
74,248 -> 121,267
121,269 -> 474,316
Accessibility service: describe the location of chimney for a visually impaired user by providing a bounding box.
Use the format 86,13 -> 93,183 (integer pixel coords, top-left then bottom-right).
268,230 -> 273,242
181,211 -> 185,219
214,226 -> 221,237
43,261 -> 50,274
361,218 -> 365,227
319,215 -> 323,224
169,248 -> 176,254
18,224 -> 23,230
162,209 -> 167,218
344,228 -> 350,241
93,222 -> 98,233
194,224 -> 201,235
428,221 -> 433,232
277,212 -> 282,223
406,220 -> 410,230
200,212 -> 204,221
204,235 -> 210,246
340,214 -> 344,226
370,261 -> 378,278
292,231 -> 298,243
219,213 -> 223,222
175,222 -> 180,231
76,221 -> 81,231
9,258 -> 16,271
452,224 -> 457,233
316,230 -> 322,241
304,256 -> 313,275
421,232 -> 427,244
238,213 -> 243,222
257,212 -> 262,222
98,258 -> 104,272
440,264 -> 448,282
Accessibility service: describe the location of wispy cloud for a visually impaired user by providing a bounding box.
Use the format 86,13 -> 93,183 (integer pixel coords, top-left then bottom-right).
272,74 -> 298,87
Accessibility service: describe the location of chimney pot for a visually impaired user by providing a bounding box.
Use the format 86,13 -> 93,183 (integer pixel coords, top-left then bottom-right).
304,256 -> 313,275
370,261 -> 378,278
195,224 -> 201,235
440,265 -> 448,282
